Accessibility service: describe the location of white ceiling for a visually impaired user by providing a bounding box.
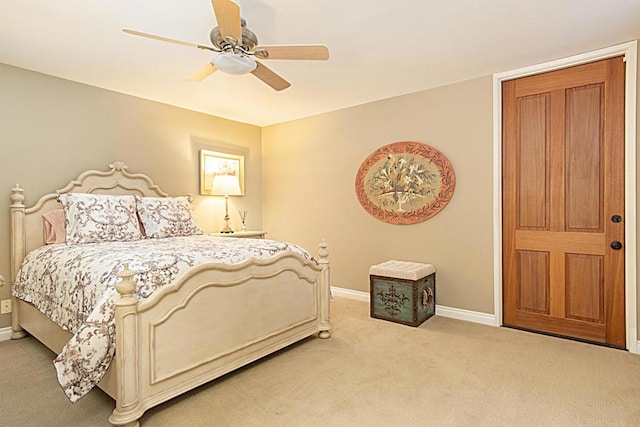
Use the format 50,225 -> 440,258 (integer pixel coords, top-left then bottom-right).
1,0 -> 640,126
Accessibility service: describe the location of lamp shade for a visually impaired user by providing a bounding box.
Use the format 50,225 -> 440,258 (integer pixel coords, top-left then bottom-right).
212,52 -> 257,75
212,174 -> 242,196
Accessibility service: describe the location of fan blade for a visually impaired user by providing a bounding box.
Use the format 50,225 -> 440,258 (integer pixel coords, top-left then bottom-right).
251,62 -> 291,91
185,64 -> 218,82
254,45 -> 330,60
211,0 -> 242,43
123,29 -> 215,51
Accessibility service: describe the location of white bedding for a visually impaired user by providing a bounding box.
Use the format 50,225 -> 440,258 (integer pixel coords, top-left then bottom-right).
12,235 -> 314,402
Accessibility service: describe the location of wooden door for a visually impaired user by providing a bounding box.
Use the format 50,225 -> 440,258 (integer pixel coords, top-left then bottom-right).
502,57 -> 626,348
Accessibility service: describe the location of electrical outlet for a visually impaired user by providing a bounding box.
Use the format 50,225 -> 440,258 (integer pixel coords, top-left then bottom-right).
0,299 -> 11,314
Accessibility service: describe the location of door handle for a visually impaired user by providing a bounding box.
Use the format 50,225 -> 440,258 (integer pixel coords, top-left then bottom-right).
611,241 -> 623,250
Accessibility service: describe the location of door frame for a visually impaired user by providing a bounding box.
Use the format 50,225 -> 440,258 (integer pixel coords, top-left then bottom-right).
492,41 -> 638,352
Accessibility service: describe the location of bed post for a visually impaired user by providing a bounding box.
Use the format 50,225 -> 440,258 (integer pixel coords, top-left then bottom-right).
109,264 -> 141,427
317,240 -> 331,339
10,185 -> 27,340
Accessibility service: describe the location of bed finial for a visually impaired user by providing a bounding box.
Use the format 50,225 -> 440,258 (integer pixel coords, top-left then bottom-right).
10,185 -> 25,206
115,263 -> 137,298
318,239 -> 329,261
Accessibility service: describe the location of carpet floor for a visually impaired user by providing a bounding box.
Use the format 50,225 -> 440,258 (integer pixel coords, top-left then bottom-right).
1,297 -> 640,426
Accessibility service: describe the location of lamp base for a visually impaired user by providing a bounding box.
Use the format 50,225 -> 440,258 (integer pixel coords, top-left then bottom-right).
219,195 -> 235,233
220,214 -> 234,233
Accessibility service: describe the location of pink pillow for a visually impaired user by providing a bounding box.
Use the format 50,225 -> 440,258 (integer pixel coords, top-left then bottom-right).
43,209 -> 66,244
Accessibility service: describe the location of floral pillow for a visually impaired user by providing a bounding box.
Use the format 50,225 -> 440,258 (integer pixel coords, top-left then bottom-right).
135,195 -> 203,238
59,193 -> 144,244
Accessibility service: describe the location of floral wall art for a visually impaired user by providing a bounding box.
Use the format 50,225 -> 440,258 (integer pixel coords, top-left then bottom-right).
355,141 -> 456,224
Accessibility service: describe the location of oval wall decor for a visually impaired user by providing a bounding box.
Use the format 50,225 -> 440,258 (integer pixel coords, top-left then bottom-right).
355,141 -> 456,225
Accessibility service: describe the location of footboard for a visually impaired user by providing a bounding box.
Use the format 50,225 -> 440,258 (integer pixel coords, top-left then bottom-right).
109,243 -> 331,426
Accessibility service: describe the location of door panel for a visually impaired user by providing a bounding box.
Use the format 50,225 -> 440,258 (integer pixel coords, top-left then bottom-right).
566,84 -> 603,232
518,94 -> 549,230
565,254 -> 604,322
517,250 -> 549,314
502,57 -> 625,348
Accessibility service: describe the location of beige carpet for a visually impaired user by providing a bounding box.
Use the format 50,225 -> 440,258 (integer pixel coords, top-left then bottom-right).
2,297 -> 640,426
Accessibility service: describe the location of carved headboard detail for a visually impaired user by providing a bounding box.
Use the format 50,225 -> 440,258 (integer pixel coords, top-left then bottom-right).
10,161 -> 171,279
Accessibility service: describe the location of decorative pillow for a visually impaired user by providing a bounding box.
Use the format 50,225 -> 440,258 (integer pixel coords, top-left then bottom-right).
59,193 -> 144,244
135,195 -> 203,238
43,209 -> 66,244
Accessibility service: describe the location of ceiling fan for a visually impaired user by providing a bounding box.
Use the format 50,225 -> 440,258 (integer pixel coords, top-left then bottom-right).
123,0 -> 329,91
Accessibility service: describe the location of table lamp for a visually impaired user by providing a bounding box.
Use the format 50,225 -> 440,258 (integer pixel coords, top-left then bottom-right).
212,174 -> 242,233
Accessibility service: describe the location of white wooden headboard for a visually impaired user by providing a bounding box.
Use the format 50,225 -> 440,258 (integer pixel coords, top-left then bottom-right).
10,161 -> 170,281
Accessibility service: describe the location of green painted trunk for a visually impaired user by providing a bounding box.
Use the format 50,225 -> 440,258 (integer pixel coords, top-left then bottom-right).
370,273 -> 435,327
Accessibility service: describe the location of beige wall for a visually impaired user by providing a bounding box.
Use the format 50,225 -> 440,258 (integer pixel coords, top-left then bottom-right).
262,76 -> 495,314
2,43 -> 639,336
0,63 -> 262,329
263,50 -> 640,326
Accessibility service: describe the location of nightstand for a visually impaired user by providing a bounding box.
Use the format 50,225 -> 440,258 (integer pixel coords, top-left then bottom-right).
209,230 -> 266,239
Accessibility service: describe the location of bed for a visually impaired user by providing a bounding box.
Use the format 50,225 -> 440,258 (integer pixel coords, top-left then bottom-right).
9,161 -> 331,426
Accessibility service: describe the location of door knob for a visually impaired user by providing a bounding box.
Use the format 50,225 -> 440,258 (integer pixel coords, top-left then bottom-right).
611,215 -> 622,223
611,241 -> 623,250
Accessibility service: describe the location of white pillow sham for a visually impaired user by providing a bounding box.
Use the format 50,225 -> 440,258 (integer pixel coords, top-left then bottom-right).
59,193 -> 144,244
135,195 -> 203,238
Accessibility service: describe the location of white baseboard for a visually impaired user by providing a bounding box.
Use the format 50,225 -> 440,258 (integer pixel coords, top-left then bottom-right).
331,286 -> 370,302
435,305 -> 496,326
0,326 -> 12,342
332,286 -> 496,326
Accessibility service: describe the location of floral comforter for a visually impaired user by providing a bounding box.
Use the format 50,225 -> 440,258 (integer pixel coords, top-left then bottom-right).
12,235 -> 313,402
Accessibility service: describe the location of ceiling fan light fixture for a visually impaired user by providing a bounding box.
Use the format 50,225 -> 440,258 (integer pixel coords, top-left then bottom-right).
212,52 -> 257,75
